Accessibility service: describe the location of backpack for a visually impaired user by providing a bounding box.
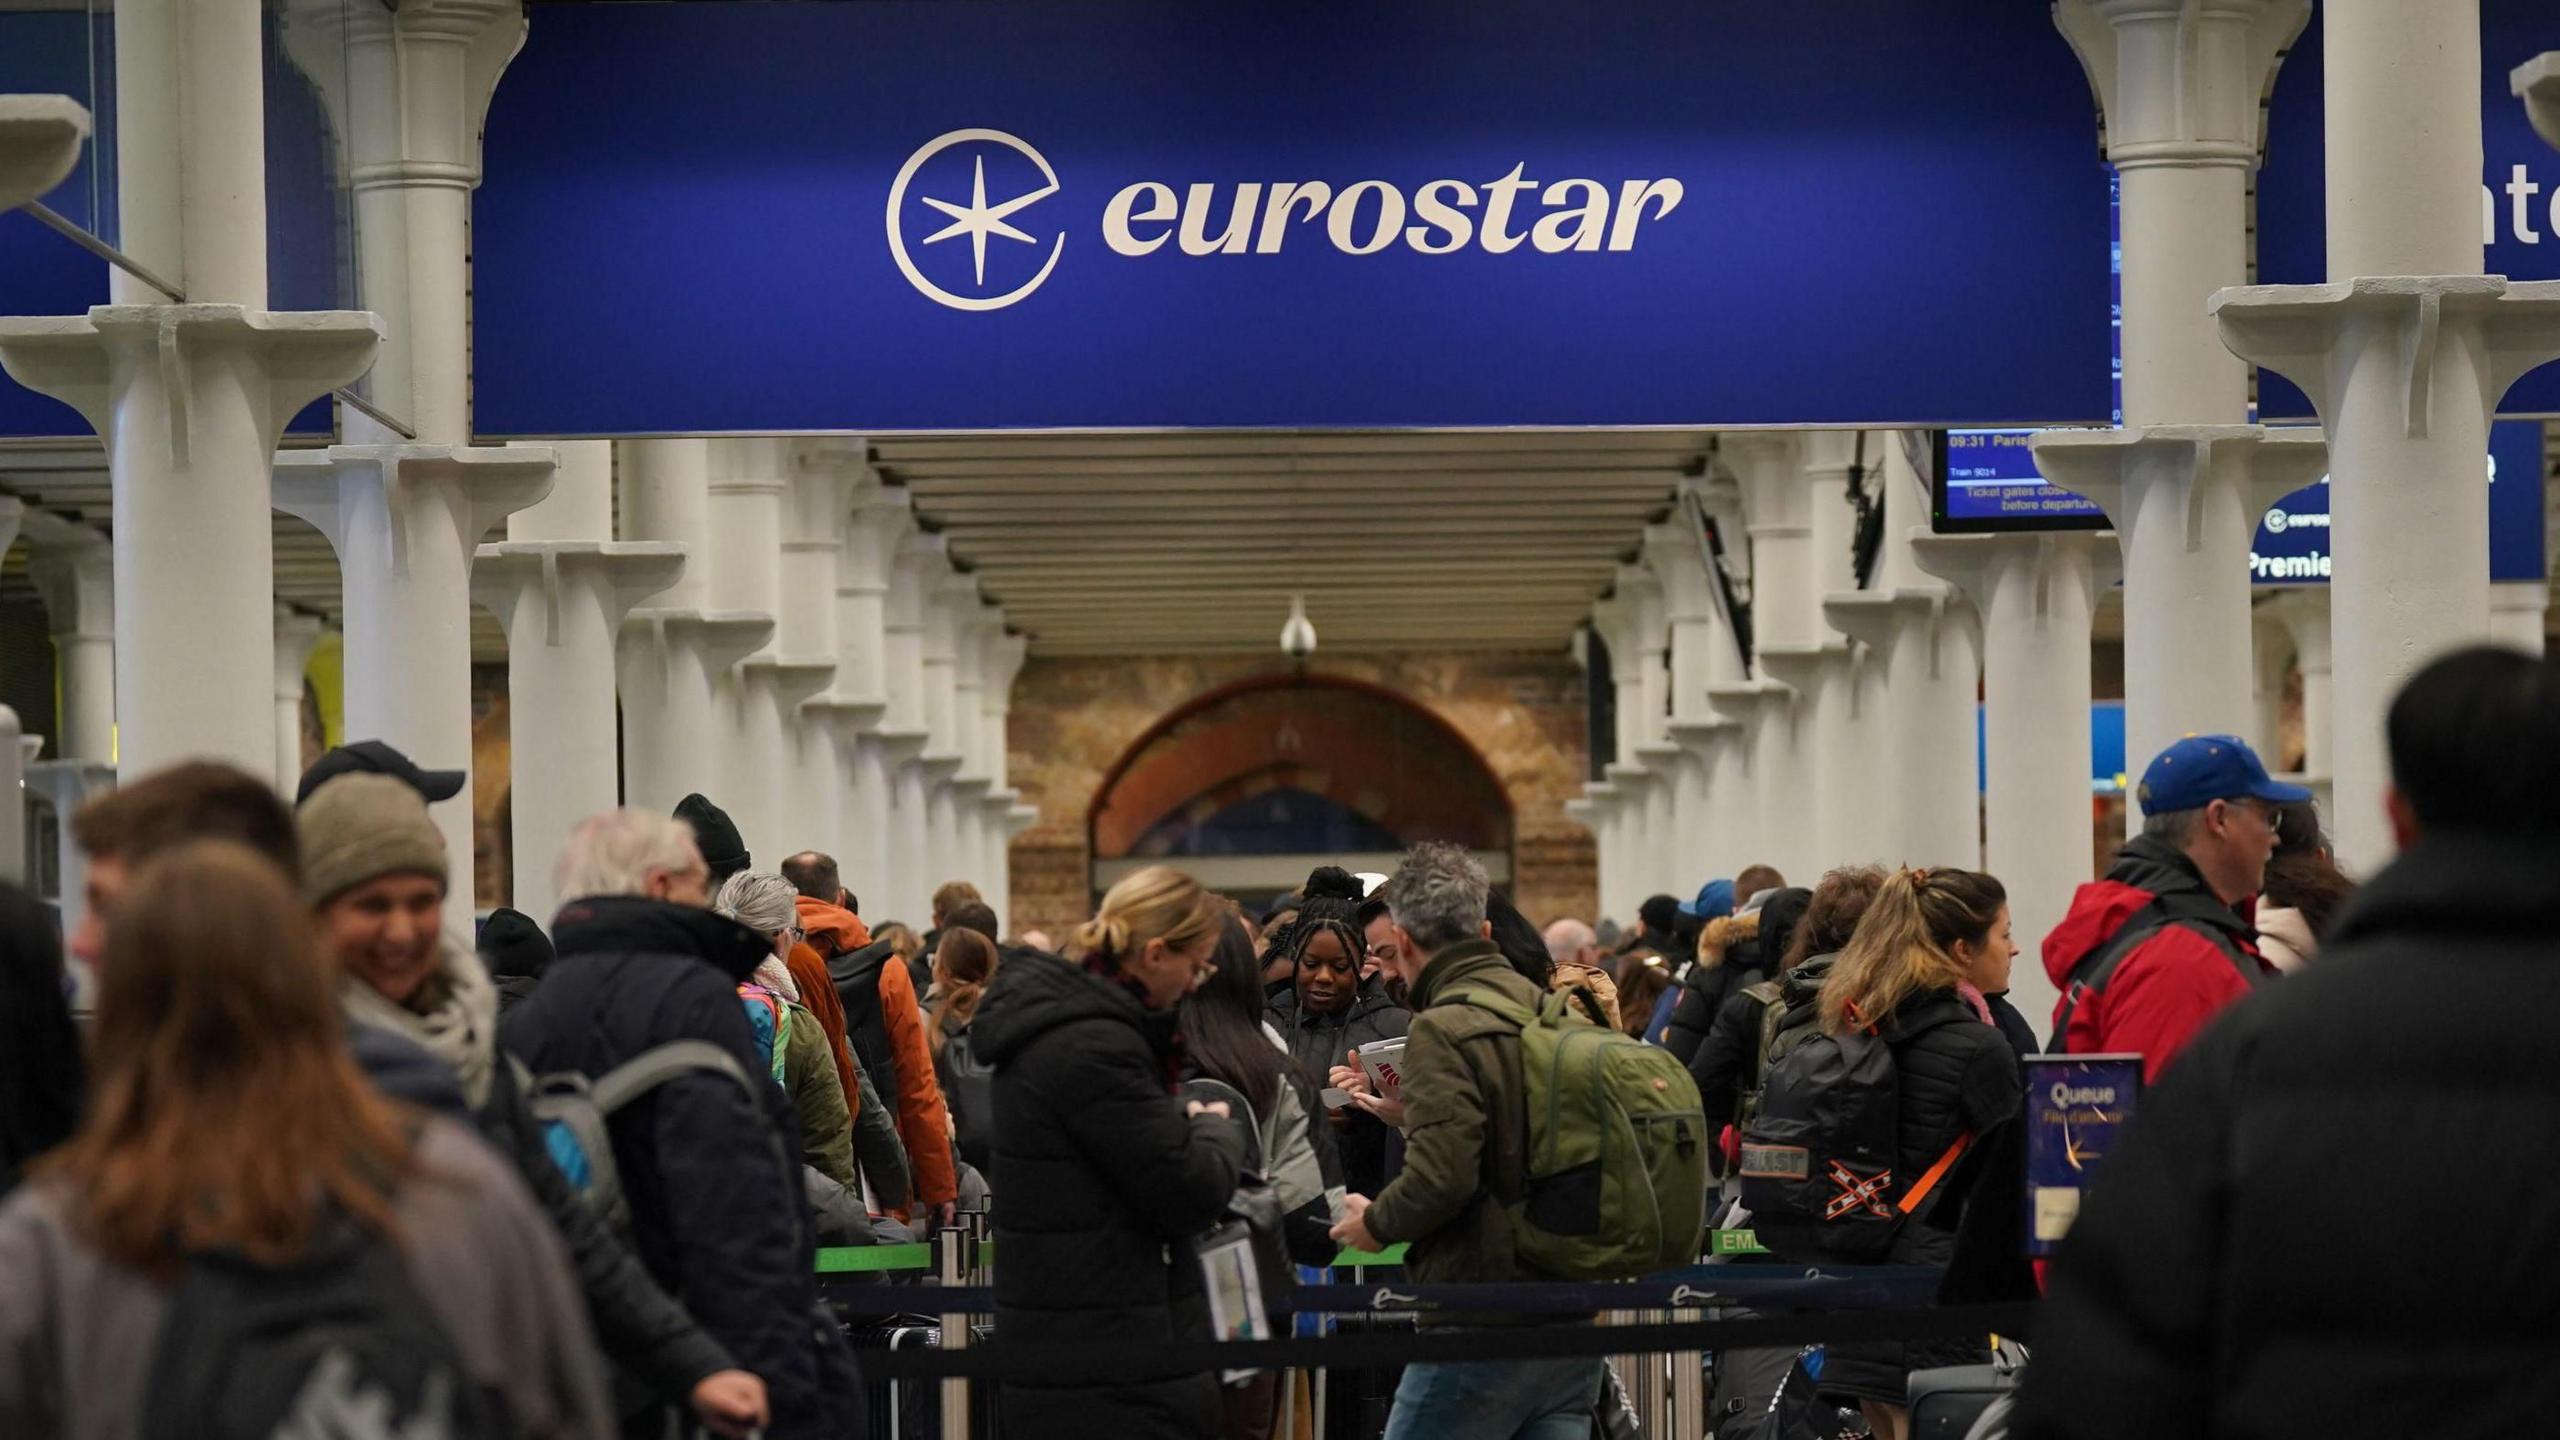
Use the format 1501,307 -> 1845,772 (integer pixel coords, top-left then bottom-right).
1179,1077 -> 1295,1328
1730,978 -> 1818,1133
825,939 -> 902,1106
141,1218 -> 502,1440
2047,894 -> 2266,1053
524,1039 -> 771,1234
941,1026 -> 998,1177
1456,983 -> 1711,1281
1737,1004 -> 1973,1262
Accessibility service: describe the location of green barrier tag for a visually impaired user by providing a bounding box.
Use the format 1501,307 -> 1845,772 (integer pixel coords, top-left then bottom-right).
1329,1244 -> 1408,1267
815,1243 -> 934,1274
1710,1229 -> 1769,1256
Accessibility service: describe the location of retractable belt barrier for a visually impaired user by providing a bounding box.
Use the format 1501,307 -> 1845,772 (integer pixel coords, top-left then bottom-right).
848,1301 -> 2038,1385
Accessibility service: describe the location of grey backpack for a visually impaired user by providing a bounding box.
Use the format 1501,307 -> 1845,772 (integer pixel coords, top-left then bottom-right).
523,1040 -> 768,1233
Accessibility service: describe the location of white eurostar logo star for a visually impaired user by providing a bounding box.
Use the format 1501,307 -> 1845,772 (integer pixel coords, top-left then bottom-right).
885,128 -> 1065,312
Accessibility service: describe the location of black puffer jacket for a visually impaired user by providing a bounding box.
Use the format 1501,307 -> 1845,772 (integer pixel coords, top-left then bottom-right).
1664,889 -> 1811,1063
500,897 -> 858,1440
1690,947 -> 1832,1145
970,951 -> 1248,1440
2017,834 -> 2560,1440
1267,983 -> 1411,1195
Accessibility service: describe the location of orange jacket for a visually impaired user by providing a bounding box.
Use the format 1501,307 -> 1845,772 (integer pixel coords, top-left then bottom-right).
785,941 -> 861,1117
795,896 -> 957,1214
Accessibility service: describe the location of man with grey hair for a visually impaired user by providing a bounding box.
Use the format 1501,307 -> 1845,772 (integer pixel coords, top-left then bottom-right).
2044,734 -> 2303,1079
503,812 -> 863,1439
1542,917 -> 1599,971
1331,842 -> 1605,1438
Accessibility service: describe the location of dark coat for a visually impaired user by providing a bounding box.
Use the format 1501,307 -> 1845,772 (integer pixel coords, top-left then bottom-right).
1266,983 -> 1411,1195
478,1046 -> 734,1406
499,896 -> 858,1440
970,951 -> 1248,1440
2016,834 -> 2560,1440
1790,988 -> 2021,1407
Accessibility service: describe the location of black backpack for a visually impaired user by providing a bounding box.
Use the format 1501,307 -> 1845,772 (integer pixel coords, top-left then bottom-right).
825,937 -> 902,1104
141,1219 -> 503,1440
1737,1003 -> 1973,1262
941,1026 -> 998,1176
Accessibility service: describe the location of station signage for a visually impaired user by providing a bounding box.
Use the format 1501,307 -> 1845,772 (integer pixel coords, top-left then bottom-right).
463,1 -> 2116,436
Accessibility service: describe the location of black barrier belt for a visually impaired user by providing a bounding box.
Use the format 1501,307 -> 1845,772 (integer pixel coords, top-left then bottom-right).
849,1301 -> 2039,1384
820,1266 -> 1947,1319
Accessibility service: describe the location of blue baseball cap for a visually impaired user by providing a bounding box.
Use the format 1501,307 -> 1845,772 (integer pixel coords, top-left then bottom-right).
2135,734 -> 2311,815
1677,879 -> 1736,920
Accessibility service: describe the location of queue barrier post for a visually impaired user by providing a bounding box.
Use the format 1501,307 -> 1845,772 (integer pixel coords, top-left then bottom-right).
936,1225 -> 970,1440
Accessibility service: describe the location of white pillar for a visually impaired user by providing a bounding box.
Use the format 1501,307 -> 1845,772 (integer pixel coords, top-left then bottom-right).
475,539 -> 685,925
1914,533 -> 2116,1034
2490,582 -> 2550,656
2033,429 -> 2328,816
915,554 -> 976,894
701,439 -> 801,861
946,591 -> 996,891
1759,432 -> 1864,873
25,519 -> 117,765
1589,588 -> 1662,906
276,447 -> 553,917
0,95 -> 88,212
828,480 -> 910,908
274,607 -> 326,790
25,760 -> 113,976
4,35 -> 377,779
1646,511 -> 1747,880
615,439 -> 774,819
2047,0 -> 2315,830
882,534 -> 946,922
1822,446 -> 1982,869
780,449 -> 855,865
2215,0 -> 2560,871
978,626 -> 1032,926
2251,611 -> 2293,765
0,708 -> 23,885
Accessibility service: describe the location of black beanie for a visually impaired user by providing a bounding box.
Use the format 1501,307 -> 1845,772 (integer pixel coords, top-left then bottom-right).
476,907 -> 555,980
674,793 -> 750,881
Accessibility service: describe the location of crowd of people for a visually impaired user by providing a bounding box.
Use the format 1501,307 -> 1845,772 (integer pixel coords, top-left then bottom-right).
0,644 -> 2547,1440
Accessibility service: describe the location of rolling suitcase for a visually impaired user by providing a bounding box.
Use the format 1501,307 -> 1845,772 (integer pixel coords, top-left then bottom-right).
1906,1353 -> 2021,1440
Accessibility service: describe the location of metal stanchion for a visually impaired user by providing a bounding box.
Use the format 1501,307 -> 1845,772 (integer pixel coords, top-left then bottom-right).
938,1226 -> 970,1440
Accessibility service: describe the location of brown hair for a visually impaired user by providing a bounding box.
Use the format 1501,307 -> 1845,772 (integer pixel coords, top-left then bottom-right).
73,762 -> 300,877
928,928 -> 1001,1054
932,881 -> 983,922
1614,950 -> 1672,1039
42,841 -> 410,1273
875,923 -> 923,964
1072,866 -> 1223,973
1733,864 -> 1786,900
1819,868 -> 2007,1034
1780,866 -> 1890,970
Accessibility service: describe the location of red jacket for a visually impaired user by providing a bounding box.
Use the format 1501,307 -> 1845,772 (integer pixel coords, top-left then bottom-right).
2041,835 -> 2272,1083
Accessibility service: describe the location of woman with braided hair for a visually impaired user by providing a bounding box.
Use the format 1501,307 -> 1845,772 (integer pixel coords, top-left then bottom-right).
1264,866 -> 1410,1198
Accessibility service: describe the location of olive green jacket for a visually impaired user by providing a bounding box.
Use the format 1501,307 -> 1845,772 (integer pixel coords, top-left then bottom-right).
1359,939 -> 1544,1315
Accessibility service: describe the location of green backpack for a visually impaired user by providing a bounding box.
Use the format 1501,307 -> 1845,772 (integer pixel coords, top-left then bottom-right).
1459,984 -> 1712,1281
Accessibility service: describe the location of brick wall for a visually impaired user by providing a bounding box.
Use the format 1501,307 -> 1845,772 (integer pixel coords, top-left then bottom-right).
1006,651 -> 1596,941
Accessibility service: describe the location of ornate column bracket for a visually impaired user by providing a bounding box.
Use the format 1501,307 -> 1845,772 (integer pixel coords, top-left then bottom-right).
0,95 -> 88,211
2517,53 -> 2560,151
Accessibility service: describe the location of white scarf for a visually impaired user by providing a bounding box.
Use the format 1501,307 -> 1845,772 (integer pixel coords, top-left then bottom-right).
341,937 -> 501,1110
753,954 -> 800,1004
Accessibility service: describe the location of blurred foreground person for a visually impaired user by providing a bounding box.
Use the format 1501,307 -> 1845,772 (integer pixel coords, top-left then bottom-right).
0,841 -> 615,1439
0,883 -> 79,1198
2020,648 -> 2560,1440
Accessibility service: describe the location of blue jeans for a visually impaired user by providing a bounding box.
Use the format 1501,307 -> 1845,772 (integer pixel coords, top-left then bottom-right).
1382,1356 -> 1606,1440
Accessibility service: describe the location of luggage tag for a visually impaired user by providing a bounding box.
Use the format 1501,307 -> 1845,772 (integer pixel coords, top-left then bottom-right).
1196,1220 -> 1273,1384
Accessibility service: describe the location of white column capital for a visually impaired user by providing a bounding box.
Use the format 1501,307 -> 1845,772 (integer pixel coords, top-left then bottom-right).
0,94 -> 88,211
285,0 -> 527,186
2030,425 -> 2328,539
2214,278 -> 2560,427
1911,528 -> 2124,615
2259,585 -> 2333,670
0,495 -> 28,569
1822,588 -> 1969,683
2056,0 -> 2309,170
23,515 -> 115,642
1641,522 -> 1714,623
983,628 -> 1030,697
2518,53 -> 2560,152
275,442 -> 557,550
841,489 -> 916,593
0,306 -> 382,454
1723,433 -> 1807,535
473,541 -> 687,636
1610,562 -> 1666,642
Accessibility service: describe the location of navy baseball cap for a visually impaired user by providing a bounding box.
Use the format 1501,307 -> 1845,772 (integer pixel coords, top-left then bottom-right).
2135,734 -> 2311,816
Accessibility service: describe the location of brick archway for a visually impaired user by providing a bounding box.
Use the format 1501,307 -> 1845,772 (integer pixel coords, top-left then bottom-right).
1089,673 -> 1514,864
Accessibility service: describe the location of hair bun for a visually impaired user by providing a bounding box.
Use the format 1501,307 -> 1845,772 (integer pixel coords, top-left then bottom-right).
1302,866 -> 1364,902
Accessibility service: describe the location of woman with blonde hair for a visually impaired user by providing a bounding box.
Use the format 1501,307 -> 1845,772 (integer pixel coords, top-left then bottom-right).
0,840 -> 616,1439
1799,867 -> 2024,1440
970,866 -> 1251,1439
